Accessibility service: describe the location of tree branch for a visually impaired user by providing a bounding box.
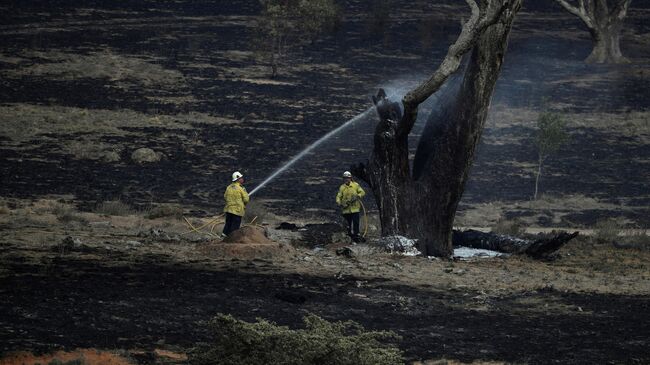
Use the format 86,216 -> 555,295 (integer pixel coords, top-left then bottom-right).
396,0 -> 508,140
611,0 -> 631,21
555,0 -> 595,29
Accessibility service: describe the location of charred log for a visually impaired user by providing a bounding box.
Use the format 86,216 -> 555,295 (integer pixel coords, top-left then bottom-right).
452,229 -> 580,259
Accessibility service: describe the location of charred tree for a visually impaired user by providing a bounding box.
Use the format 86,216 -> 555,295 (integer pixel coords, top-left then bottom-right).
351,0 -> 522,257
555,0 -> 631,63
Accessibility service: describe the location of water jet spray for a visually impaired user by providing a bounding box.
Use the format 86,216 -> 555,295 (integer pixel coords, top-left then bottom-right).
248,89 -> 408,197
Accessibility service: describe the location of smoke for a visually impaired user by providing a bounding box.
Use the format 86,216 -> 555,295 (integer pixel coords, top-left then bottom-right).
412,72 -> 465,180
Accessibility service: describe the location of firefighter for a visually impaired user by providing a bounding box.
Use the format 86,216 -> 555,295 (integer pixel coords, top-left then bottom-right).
335,171 -> 365,242
222,171 -> 249,236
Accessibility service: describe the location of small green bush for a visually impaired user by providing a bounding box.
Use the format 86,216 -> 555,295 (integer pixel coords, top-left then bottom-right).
95,200 -> 134,216
190,313 -> 404,365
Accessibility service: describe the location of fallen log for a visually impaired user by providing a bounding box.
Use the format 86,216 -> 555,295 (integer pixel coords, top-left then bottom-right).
452,229 -> 579,259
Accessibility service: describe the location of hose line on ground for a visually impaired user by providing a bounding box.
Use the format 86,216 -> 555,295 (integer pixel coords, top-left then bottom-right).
182,214 -> 224,236
360,199 -> 368,238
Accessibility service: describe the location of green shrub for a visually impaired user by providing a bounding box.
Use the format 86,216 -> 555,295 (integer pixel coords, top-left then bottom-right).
95,200 -> 134,216
190,313 -> 404,365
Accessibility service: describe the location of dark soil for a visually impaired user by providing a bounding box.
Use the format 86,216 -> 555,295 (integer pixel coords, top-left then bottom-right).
1,248 -> 648,364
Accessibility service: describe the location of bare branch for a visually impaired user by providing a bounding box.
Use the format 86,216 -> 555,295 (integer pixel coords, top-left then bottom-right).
555,0 -> 595,29
397,0 -> 509,139
611,0 -> 631,21
555,0 -> 584,17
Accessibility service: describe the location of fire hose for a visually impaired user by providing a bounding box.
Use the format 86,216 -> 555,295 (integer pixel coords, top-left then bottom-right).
182,197 -> 368,239
360,199 -> 368,238
182,214 -> 224,236
181,213 -> 260,237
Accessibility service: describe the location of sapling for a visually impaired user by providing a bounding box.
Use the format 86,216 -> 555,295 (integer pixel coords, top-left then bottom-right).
533,112 -> 569,200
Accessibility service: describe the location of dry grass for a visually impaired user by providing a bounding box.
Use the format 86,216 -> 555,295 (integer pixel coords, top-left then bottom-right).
456,194 -> 638,228
94,200 -> 134,216
614,230 -> 650,250
488,106 -> 650,143
560,236 -> 649,276
63,140 -> 122,162
593,218 -> 624,244
455,202 -> 503,227
0,202 -> 9,215
0,103 -> 239,143
55,209 -> 89,225
491,218 -> 525,236
145,204 -> 184,220
4,50 -> 186,89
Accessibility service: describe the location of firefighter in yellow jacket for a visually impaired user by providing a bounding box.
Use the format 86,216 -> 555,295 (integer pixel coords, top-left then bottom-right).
336,171 -> 366,242
222,171 -> 249,236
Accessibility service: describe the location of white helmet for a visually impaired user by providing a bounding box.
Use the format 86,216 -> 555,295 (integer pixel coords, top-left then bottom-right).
342,171 -> 352,178
232,171 -> 243,182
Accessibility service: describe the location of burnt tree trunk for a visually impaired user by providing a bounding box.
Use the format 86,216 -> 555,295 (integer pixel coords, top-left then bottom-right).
556,0 -> 631,64
352,0 -> 522,257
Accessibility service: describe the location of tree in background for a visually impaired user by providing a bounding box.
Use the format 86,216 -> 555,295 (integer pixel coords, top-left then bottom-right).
351,0 -> 523,257
253,0 -> 340,77
533,112 -> 569,200
555,0 -> 632,63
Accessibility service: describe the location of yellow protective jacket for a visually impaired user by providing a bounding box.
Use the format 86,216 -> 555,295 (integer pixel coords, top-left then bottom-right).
336,181 -> 365,214
223,182 -> 249,217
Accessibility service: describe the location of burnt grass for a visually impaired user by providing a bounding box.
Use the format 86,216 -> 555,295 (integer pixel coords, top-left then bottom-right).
1,249 -> 649,364
1,0 -> 650,363
1,0 -> 649,223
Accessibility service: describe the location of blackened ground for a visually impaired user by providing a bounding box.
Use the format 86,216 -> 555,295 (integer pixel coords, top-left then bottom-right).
1,0 -> 649,227
0,248 -> 648,364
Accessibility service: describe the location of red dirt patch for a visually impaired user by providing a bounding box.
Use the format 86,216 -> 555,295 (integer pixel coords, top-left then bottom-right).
0,349 -> 133,365
152,349 -> 187,362
221,225 -> 272,244
198,226 -> 297,260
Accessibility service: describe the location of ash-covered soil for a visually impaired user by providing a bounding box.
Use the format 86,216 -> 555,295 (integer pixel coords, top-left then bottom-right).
1,252 -> 649,364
